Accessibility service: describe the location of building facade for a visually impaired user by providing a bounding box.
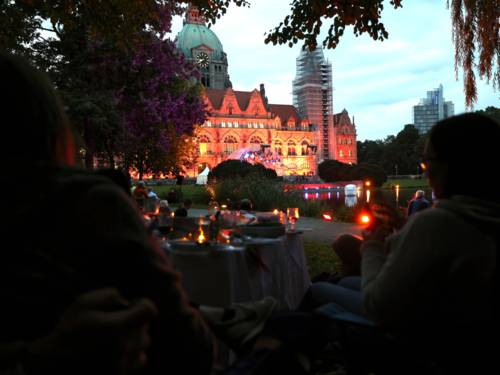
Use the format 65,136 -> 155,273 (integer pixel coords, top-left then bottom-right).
176,6 -> 357,176
196,86 -> 318,176
413,84 -> 454,134
334,109 -> 357,164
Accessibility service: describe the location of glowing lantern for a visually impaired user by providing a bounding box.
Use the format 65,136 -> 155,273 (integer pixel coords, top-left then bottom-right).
322,213 -> 333,221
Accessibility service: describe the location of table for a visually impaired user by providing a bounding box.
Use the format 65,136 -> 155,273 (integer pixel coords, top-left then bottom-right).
163,232 -> 311,309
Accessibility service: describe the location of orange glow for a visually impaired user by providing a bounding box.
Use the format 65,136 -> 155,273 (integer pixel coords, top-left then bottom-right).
322,213 -> 333,221
420,162 -> 427,172
364,180 -> 372,187
358,213 -> 372,225
273,209 -> 279,215
196,226 -> 206,244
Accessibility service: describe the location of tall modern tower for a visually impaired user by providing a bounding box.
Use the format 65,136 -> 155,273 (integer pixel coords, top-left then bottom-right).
293,49 -> 335,161
413,84 -> 454,134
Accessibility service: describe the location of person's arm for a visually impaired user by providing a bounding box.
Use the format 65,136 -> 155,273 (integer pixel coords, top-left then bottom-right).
361,210 -> 453,328
1,289 -> 157,375
68,184 -> 214,373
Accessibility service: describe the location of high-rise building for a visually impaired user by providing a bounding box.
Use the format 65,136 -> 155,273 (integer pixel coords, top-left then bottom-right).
413,84 -> 454,133
292,49 -> 336,161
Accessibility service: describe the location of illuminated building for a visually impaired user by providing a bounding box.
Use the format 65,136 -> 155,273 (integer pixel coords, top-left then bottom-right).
176,6 -> 357,176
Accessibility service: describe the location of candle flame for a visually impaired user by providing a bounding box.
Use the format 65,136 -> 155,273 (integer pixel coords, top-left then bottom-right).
196,226 -> 206,244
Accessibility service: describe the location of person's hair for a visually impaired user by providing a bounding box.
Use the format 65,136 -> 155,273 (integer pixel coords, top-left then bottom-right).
415,190 -> 425,198
427,113 -> 500,202
0,52 -> 78,165
95,168 -> 132,196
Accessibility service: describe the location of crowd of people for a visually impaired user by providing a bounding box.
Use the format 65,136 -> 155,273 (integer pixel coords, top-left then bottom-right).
1,52 -> 497,375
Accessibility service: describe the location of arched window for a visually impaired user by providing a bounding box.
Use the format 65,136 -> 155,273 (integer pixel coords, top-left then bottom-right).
339,150 -> 344,158
223,135 -> 238,154
198,135 -> 211,155
301,141 -> 309,156
249,136 -> 263,151
274,141 -> 282,156
287,140 -> 296,156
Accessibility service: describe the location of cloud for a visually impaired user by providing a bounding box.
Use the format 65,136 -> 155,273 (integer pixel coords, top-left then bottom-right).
169,0 -> 499,141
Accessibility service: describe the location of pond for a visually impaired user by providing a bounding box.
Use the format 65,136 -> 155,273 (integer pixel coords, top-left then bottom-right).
302,187 -> 434,210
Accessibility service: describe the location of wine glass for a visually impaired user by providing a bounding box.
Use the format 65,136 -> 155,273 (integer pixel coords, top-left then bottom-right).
286,207 -> 299,232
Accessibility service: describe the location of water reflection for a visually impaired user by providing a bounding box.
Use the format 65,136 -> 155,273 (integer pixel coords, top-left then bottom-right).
302,186 -> 433,209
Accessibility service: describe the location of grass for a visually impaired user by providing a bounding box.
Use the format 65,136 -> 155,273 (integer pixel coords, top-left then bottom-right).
303,239 -> 341,279
382,177 -> 429,189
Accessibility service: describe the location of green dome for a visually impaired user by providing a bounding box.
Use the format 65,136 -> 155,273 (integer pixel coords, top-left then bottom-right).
176,23 -> 225,61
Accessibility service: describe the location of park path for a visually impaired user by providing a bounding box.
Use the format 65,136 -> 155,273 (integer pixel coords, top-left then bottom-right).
188,208 -> 362,245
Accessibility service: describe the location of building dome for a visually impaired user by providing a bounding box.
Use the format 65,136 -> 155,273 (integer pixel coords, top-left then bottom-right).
176,23 -> 225,61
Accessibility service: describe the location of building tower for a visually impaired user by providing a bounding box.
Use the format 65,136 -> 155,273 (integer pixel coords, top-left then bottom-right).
413,84 -> 454,134
293,48 -> 335,161
176,6 -> 232,89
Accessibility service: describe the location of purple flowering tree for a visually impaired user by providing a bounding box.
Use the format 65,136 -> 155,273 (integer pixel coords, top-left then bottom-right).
116,34 -> 206,179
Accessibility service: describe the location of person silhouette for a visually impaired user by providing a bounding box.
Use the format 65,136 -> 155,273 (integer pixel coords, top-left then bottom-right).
0,52 -> 213,374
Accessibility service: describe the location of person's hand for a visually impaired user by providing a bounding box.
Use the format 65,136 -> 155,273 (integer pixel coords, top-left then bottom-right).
26,288 -> 157,375
362,223 -> 394,242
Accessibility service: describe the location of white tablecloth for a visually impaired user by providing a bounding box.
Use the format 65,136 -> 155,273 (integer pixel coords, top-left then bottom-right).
164,232 -> 311,309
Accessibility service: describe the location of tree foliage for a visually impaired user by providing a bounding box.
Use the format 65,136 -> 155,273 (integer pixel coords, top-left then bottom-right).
209,160 -> 277,181
357,124 -> 426,176
318,159 -> 387,187
0,1 -> 209,173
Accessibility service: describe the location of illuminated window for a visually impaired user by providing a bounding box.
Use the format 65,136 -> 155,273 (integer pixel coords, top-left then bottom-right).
274,141 -> 282,156
221,122 -> 226,127
234,122 -> 239,128
227,122 -> 232,128
348,150 -> 352,157
259,123 -> 264,128
198,135 -> 211,155
339,150 -> 344,158
287,141 -> 296,156
301,141 -> 309,156
223,135 -> 238,153
338,138 -> 342,144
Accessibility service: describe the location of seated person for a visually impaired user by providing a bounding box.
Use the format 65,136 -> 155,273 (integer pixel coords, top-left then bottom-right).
238,198 -> 257,225
300,113 -> 498,373
0,52 -> 213,374
174,198 -> 192,217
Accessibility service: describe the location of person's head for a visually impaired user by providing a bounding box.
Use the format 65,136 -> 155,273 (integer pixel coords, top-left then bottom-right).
424,113 -> 500,202
0,53 -> 77,165
239,198 -> 253,211
183,199 -> 192,209
415,190 -> 425,199
95,168 -> 132,196
332,234 -> 362,277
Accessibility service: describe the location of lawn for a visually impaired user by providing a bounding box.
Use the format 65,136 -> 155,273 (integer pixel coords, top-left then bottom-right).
303,239 -> 341,279
382,177 -> 429,189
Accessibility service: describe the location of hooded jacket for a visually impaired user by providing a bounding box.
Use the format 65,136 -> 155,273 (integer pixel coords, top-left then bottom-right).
361,195 -> 498,332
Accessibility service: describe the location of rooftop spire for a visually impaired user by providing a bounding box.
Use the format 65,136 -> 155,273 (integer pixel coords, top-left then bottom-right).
185,5 -> 206,25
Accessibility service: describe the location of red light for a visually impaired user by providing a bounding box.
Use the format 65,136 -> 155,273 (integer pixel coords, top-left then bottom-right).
358,212 -> 372,225
322,213 -> 333,221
